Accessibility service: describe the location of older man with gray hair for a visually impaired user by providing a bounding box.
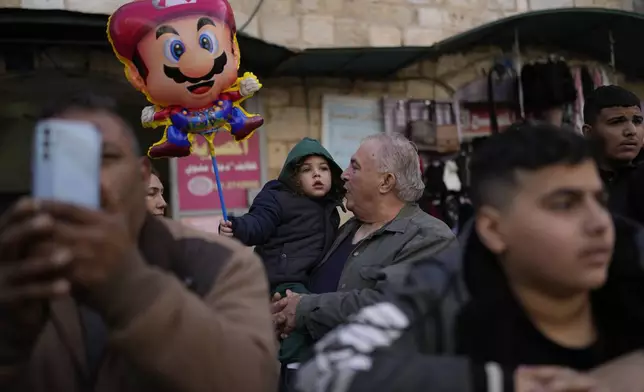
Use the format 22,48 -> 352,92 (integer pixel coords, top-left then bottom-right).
272,133 -> 456,359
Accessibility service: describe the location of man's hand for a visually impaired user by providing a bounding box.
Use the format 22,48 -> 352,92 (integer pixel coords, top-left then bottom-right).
239,76 -> 261,97
38,189 -> 139,293
271,290 -> 302,338
0,198 -> 73,355
0,201 -> 72,304
591,351 -> 644,392
515,366 -> 605,392
219,220 -> 233,237
141,106 -> 156,125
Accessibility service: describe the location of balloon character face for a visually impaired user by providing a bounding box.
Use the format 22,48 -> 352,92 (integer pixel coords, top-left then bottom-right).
132,15 -> 239,108
108,0 -> 264,160
108,0 -> 240,109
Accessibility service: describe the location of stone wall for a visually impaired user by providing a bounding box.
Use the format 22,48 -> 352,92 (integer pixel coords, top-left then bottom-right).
2,0 -> 634,49
260,47 -> 644,181
1,44 -> 637,182
0,43 -> 642,229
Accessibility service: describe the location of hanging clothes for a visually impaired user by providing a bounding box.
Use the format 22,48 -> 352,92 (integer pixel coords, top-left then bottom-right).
572,67 -> 585,132
521,58 -> 577,123
419,158 -> 467,231
419,160 -> 447,223
580,66 -> 596,98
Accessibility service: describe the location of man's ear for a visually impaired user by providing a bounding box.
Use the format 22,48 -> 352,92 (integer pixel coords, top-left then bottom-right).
126,62 -> 146,92
582,124 -> 592,137
378,173 -> 396,194
475,205 -> 507,255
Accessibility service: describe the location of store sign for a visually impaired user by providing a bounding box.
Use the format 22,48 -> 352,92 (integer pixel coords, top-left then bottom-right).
180,215 -> 222,235
322,95 -> 384,171
460,105 -> 516,138
176,132 -> 261,211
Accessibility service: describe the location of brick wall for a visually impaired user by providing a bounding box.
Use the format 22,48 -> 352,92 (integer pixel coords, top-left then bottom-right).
1,45 -> 643,197
4,44 -> 626,179
3,0 -> 634,49
260,51 -> 494,179
260,47 -> 644,180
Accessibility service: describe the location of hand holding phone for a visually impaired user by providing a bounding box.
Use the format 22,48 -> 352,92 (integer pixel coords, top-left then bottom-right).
0,118 -> 101,306
0,119 -> 102,309
25,119 -> 142,296
0,199 -> 72,355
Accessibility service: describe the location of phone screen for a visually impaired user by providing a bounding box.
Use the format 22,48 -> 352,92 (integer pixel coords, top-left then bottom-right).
32,119 -> 102,209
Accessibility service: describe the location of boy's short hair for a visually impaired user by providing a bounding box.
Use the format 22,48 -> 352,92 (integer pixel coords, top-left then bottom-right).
583,85 -> 641,126
470,122 -> 594,210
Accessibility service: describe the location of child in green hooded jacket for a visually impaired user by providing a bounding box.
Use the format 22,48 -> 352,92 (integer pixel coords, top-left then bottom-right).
219,137 -> 345,366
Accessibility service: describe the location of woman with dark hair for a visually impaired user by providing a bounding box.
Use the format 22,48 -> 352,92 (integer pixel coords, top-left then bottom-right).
146,162 -> 167,216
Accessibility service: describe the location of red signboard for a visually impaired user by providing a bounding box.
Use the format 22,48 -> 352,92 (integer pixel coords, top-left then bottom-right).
460,104 -> 516,138
175,132 -> 262,211
180,215 -> 223,235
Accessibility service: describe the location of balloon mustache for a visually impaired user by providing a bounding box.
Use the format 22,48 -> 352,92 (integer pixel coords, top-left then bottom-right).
163,52 -> 228,84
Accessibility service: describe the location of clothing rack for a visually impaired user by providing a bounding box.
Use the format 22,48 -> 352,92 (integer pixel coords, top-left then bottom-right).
418,141 -> 476,232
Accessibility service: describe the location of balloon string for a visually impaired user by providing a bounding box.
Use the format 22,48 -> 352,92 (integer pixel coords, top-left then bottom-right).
206,136 -> 228,222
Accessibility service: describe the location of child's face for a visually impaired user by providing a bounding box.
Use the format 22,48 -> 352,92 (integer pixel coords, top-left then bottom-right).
298,155 -> 332,198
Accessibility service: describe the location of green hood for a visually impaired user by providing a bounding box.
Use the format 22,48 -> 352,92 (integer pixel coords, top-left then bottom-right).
278,137 -> 345,201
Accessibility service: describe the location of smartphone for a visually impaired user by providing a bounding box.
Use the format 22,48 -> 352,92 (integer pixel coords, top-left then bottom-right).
32,119 -> 102,209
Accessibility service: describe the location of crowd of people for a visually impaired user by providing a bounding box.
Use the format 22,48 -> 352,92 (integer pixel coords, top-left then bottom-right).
0,85 -> 643,392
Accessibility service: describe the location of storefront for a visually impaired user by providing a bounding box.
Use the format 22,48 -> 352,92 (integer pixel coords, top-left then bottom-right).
3,7 -> 644,232
267,8 -> 644,227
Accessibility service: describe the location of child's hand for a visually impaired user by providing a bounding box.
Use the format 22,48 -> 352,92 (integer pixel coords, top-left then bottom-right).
219,220 -> 234,237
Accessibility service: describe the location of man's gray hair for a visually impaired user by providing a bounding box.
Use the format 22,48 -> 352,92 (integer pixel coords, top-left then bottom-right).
363,133 -> 425,202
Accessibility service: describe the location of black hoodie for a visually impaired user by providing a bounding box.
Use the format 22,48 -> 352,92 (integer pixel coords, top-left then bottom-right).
296,217 -> 644,392
229,138 -> 345,288
597,149 -> 644,224
457,217 -> 644,371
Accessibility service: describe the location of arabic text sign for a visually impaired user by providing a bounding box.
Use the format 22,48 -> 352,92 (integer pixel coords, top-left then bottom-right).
460,104 -> 516,138
180,215 -> 222,235
176,132 -> 262,211
322,95 -> 384,171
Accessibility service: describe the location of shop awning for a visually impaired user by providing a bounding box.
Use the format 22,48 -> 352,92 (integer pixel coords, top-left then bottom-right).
425,8 -> 644,78
0,8 -> 293,77
273,8 -> 644,79
3,8 -> 644,79
273,47 -> 429,79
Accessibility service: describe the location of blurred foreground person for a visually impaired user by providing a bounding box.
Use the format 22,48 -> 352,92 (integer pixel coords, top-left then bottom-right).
146,164 -> 167,216
297,123 -> 644,392
583,85 -> 644,223
0,94 -> 277,392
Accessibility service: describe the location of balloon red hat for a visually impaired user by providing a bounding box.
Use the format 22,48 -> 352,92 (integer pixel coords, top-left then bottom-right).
108,0 -> 237,63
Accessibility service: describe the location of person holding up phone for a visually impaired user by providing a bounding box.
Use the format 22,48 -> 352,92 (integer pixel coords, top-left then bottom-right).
0,93 -> 277,392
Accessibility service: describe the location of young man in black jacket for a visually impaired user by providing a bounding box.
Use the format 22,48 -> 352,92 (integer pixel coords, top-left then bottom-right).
296,123 -> 644,392
582,85 -> 644,223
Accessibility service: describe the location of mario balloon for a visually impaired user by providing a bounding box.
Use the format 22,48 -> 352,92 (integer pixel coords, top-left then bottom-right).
108,0 -> 264,159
